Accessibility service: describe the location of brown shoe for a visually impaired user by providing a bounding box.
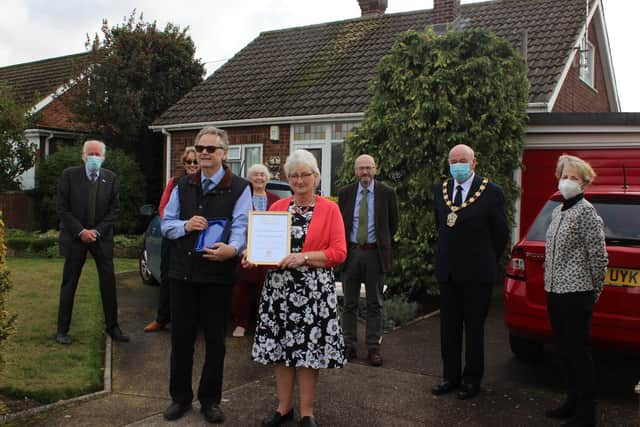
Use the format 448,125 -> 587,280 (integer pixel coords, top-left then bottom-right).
144,320 -> 166,332
367,348 -> 383,366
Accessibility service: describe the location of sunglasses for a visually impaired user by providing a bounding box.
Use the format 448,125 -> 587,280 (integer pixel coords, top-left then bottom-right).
184,160 -> 198,165
195,145 -> 224,153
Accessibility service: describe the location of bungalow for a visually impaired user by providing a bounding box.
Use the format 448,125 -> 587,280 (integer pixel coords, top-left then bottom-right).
151,0 -> 638,237
0,53 -> 90,228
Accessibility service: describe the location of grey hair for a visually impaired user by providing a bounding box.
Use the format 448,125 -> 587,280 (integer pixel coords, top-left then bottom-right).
82,139 -> 106,156
194,126 -> 229,150
555,154 -> 596,184
283,149 -> 320,177
247,163 -> 270,179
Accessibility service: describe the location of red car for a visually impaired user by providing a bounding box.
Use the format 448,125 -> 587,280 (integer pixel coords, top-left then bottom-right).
504,185 -> 640,359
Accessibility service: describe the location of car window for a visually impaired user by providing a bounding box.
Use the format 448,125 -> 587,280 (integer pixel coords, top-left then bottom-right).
526,198 -> 640,246
593,201 -> 640,245
266,182 -> 292,199
526,201 -> 560,241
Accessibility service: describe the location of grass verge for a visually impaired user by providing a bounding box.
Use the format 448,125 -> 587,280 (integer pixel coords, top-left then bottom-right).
0,257 -> 137,404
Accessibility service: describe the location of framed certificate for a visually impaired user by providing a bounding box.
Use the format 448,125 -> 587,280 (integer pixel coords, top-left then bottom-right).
247,211 -> 291,265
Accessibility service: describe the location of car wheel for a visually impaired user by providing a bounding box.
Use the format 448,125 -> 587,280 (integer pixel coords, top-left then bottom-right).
139,249 -> 158,286
509,333 -> 544,361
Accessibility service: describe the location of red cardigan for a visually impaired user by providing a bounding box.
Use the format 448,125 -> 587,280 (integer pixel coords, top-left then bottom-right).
269,196 -> 347,268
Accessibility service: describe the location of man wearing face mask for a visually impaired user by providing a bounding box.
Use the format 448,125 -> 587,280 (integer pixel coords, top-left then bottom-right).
55,139 -> 129,345
431,144 -> 509,400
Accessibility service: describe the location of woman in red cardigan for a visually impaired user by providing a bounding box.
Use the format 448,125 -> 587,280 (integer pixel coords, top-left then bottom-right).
231,163 -> 280,337
244,149 -> 346,427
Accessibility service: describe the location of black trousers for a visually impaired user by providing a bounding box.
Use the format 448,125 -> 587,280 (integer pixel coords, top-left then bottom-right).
169,278 -> 232,406
155,238 -> 171,324
439,279 -> 492,385
547,291 -> 596,400
57,241 -> 118,333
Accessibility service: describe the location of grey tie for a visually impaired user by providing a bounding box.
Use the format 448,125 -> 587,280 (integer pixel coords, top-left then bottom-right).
203,178 -> 212,193
90,172 -> 97,182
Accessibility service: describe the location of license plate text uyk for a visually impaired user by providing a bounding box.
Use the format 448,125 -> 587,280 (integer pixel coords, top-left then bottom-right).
606,268 -> 640,287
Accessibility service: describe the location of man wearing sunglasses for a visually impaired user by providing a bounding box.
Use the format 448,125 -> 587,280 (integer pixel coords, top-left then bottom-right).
161,126 -> 252,424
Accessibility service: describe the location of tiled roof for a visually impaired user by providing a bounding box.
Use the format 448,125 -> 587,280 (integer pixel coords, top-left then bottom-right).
154,0 -> 589,126
0,52 -> 88,105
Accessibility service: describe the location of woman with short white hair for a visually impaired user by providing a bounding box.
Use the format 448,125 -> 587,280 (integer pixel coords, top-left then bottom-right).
245,149 -> 347,427
230,163 -> 280,337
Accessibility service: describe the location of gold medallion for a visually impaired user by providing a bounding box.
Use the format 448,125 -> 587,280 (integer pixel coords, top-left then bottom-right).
446,212 -> 457,227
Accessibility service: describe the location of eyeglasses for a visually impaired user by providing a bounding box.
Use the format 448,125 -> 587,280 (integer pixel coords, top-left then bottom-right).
289,172 -> 314,180
184,160 -> 198,165
195,145 -> 224,153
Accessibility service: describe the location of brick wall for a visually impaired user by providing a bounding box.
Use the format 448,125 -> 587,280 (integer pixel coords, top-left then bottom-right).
36,93 -> 92,132
553,23 -> 611,112
432,0 -> 460,25
168,125 -> 291,180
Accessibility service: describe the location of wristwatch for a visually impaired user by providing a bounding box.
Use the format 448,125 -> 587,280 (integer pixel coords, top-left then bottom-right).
303,255 -> 309,265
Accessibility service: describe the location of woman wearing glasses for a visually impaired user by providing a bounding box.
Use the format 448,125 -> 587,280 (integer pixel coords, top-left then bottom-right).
244,150 -> 346,427
144,146 -> 199,332
231,163 -> 280,337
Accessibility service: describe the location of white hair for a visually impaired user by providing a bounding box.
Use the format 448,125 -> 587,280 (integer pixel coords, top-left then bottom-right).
283,149 -> 320,177
247,163 -> 270,179
82,140 -> 106,156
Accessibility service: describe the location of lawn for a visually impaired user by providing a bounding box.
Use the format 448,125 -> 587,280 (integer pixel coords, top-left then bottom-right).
0,257 -> 137,404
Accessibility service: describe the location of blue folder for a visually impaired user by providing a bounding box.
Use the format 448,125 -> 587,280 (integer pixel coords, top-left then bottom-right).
194,218 -> 230,252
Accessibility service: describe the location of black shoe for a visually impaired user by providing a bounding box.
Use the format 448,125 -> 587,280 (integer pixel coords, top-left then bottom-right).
431,380 -> 459,396
457,383 -> 480,400
300,416 -> 317,427
163,401 -> 191,421
560,416 -> 596,427
545,398 -> 577,419
201,403 -> 225,424
106,325 -> 130,342
55,332 -> 72,345
262,409 -> 294,426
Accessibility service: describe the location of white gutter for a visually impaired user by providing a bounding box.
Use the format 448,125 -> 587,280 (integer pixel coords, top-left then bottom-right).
161,128 -> 172,185
595,0 -> 621,111
149,112 -> 366,132
526,102 -> 550,113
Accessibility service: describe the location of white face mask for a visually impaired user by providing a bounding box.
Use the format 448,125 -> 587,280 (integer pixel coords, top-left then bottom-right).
558,179 -> 582,200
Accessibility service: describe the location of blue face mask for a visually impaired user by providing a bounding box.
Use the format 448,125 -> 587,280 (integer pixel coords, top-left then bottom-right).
450,163 -> 471,182
86,155 -> 103,172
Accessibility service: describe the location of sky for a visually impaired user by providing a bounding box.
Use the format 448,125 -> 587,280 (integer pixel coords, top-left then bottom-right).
1,0 -> 637,111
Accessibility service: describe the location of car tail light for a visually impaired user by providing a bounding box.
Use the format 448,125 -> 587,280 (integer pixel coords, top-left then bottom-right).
506,246 -> 526,281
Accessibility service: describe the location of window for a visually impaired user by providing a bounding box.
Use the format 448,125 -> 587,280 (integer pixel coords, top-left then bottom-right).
578,39 -> 595,88
226,144 -> 263,177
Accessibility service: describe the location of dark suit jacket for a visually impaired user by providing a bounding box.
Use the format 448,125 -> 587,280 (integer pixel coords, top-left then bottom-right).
338,180 -> 399,273
57,166 -> 120,257
433,175 -> 509,284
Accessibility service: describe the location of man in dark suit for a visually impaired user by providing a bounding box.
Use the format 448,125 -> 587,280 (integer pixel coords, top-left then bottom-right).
431,144 -> 509,399
56,139 -> 129,345
338,154 -> 398,367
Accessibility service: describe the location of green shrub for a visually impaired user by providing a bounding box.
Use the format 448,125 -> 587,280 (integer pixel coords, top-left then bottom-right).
113,234 -> 144,249
383,296 -> 419,329
45,243 -> 60,258
0,211 -> 17,373
29,237 -> 58,253
5,237 -> 30,252
340,27 -> 528,301
37,144 -> 146,234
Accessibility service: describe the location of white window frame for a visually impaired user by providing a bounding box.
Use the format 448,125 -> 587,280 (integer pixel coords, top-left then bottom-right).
227,143 -> 263,177
579,39 -> 595,88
